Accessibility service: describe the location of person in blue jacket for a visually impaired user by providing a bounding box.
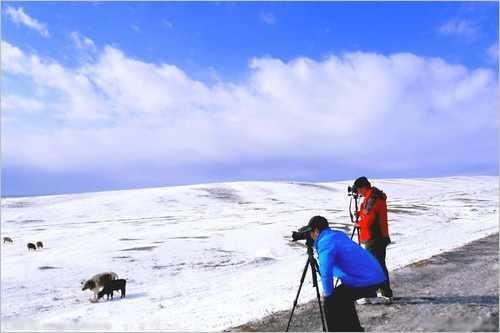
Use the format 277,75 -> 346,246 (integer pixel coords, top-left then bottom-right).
300,215 -> 387,332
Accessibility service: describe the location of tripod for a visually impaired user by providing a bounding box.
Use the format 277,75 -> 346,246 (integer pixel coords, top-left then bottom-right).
286,242 -> 327,332
334,187 -> 361,289
348,190 -> 361,245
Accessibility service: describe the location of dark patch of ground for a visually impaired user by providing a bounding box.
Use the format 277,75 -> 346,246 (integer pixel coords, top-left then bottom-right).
166,236 -> 210,240
228,233 -> 499,332
198,187 -> 243,203
2,201 -> 31,209
287,183 -> 338,192
120,246 -> 156,251
22,219 -> 45,224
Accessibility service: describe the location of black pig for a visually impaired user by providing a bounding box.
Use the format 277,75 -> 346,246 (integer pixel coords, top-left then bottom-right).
98,279 -> 126,300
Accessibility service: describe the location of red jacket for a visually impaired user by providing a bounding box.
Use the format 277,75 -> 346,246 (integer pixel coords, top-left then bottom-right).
358,187 -> 391,245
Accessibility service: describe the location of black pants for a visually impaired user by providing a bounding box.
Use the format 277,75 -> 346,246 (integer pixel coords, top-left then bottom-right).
364,242 -> 393,297
323,283 -> 382,332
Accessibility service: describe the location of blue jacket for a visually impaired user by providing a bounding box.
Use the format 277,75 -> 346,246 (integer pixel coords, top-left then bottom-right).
314,228 -> 387,296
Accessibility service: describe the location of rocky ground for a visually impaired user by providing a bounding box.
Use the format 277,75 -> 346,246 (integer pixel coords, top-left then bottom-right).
228,233 -> 499,332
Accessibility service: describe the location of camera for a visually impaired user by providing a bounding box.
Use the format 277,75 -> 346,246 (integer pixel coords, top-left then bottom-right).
291,225 -> 314,245
347,185 -> 358,196
292,230 -> 307,241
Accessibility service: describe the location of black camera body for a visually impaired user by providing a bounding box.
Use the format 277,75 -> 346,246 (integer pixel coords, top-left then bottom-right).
347,185 -> 358,197
292,230 -> 307,242
291,226 -> 314,246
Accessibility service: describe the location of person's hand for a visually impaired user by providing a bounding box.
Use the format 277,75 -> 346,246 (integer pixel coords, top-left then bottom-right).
354,223 -> 359,228
322,292 -> 326,299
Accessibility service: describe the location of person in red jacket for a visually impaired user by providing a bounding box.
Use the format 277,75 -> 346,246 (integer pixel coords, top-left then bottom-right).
354,176 -> 393,302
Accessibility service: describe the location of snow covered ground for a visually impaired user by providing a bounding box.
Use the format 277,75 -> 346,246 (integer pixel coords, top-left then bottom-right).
1,176 -> 498,332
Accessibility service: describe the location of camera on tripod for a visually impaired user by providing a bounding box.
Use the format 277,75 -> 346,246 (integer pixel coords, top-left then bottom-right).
347,185 -> 359,199
287,222 -> 326,331
291,225 -> 315,243
291,226 -> 309,241
347,185 -> 358,197
347,183 -> 361,245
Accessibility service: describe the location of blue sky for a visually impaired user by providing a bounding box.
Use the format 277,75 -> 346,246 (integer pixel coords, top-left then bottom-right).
1,1 -> 499,196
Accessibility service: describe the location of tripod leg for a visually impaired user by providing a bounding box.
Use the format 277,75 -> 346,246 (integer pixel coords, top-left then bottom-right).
350,226 -> 361,245
311,262 -> 327,331
350,226 -> 356,239
286,258 -> 310,332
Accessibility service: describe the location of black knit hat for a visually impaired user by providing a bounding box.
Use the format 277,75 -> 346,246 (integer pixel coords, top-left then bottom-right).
354,176 -> 371,189
299,215 -> 329,233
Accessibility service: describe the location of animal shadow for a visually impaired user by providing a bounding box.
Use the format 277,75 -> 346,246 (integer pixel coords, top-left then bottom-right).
122,292 -> 148,300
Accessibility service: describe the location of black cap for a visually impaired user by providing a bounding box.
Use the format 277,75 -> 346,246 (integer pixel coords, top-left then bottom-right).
354,176 -> 371,189
299,215 -> 329,233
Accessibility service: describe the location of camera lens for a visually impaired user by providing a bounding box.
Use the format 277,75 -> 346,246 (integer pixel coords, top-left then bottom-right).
292,231 -> 307,241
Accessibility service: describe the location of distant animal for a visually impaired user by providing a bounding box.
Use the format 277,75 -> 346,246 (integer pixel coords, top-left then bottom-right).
27,243 -> 37,251
3,237 -> 13,243
98,279 -> 126,300
82,272 -> 118,300
36,241 -> 44,249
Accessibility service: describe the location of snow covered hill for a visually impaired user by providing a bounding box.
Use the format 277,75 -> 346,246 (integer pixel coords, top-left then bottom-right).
1,176 -> 498,331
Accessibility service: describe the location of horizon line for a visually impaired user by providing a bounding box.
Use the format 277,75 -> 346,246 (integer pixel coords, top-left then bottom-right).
2,174 -> 498,199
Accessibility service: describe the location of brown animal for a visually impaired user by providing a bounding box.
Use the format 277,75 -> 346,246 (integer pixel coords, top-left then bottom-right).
3,237 -> 13,243
36,241 -> 44,249
27,243 -> 36,251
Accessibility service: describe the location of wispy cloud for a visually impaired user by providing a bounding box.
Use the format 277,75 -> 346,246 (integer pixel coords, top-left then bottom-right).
487,42 -> 499,63
2,41 -> 111,121
260,12 -> 276,25
5,6 -> 49,37
207,66 -> 221,81
438,19 -> 478,41
2,41 -> 498,179
316,27 -> 331,35
131,23 -> 140,32
69,31 -> 96,51
1,94 -> 46,114
163,20 -> 173,29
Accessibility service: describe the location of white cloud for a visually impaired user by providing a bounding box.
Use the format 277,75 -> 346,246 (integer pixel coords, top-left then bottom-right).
487,42 -> 499,62
207,66 -> 221,81
438,19 -> 478,40
2,41 -> 498,178
69,31 -> 96,51
1,94 -> 46,113
163,20 -> 173,29
1,41 -> 111,121
5,6 -> 49,37
261,12 -> 276,25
